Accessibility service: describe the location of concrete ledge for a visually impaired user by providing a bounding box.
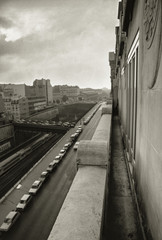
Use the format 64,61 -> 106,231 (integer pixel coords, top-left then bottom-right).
101,105 -> 112,115
47,166 -> 107,240
92,114 -> 111,142
76,140 -> 108,166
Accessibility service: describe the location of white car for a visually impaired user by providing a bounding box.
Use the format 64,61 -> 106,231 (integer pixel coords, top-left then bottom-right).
47,160 -> 58,172
76,130 -> 81,134
16,194 -> 32,211
63,142 -> 71,150
40,171 -> 49,182
70,133 -> 78,141
55,155 -> 62,162
59,149 -> 66,158
0,211 -> 20,232
77,127 -> 83,132
73,141 -> 80,150
29,180 -> 43,195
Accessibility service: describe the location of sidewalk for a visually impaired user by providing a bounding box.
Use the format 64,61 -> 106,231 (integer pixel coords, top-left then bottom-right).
102,116 -> 145,240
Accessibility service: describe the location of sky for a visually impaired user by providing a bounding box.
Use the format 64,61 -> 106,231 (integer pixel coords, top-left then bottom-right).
0,0 -> 119,89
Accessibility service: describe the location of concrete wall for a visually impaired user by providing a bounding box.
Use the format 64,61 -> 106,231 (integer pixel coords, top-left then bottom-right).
116,1 -> 162,239
47,105 -> 112,240
29,108 -> 58,120
92,114 -> 111,142
0,124 -> 14,152
0,124 -> 14,143
136,1 -> 162,239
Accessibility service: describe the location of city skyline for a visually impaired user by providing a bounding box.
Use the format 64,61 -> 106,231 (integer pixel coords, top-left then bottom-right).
0,0 -> 119,89
0,80 -> 110,90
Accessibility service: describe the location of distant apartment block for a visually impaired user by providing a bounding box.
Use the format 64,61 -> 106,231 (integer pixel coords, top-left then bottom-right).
33,79 -> 53,105
53,85 -> 80,103
27,97 -> 46,114
0,94 -> 5,113
0,94 -> 6,124
3,96 -> 29,120
53,86 -> 62,104
60,85 -> 80,98
2,84 -> 26,98
0,79 -> 53,117
80,88 -> 99,101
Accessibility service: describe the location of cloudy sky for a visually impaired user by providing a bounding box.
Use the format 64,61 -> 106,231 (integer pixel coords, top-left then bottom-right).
0,0 -> 118,89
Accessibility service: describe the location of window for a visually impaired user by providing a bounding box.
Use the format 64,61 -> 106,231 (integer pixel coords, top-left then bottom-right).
127,31 -> 139,162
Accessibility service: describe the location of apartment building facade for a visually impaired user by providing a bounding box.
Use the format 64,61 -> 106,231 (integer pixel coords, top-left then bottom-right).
33,79 -> 53,104
3,96 -> 29,121
110,1 -> 162,239
53,85 -> 80,103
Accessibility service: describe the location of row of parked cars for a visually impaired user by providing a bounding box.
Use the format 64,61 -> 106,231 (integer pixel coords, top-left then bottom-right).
83,105 -> 100,125
15,119 -> 76,128
0,125 -> 83,233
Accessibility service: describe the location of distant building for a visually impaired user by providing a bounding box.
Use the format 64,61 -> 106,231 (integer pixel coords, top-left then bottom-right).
80,88 -> 100,102
3,84 -> 26,98
27,97 -> 46,114
3,96 -> 29,120
60,85 -> 80,99
0,94 -> 5,113
12,97 -> 29,120
33,79 -> 53,105
53,85 -> 80,103
0,93 -> 6,125
53,86 -> 62,104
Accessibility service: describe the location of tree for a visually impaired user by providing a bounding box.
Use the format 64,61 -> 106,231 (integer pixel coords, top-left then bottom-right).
62,95 -> 68,102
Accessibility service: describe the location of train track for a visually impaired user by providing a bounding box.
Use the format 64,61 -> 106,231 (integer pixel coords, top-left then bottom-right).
0,133 -> 63,198
0,133 -> 42,162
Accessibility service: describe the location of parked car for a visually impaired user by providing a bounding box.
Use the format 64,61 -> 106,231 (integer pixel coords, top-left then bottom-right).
39,171 -> 49,183
55,155 -> 62,162
70,122 -> 75,127
77,127 -> 83,132
59,149 -> 66,158
0,211 -> 20,232
63,122 -> 70,127
63,142 -> 72,150
76,130 -> 81,134
70,133 -> 78,141
46,160 -> 58,173
29,180 -> 43,195
16,194 -> 32,211
73,141 -> 80,151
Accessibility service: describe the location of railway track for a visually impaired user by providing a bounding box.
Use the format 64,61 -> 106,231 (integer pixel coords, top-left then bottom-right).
0,133 -> 42,162
0,133 -> 63,198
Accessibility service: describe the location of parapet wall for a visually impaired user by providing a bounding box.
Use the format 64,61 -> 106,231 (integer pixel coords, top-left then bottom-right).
77,140 -> 108,167
48,104 -> 112,240
92,114 -> 111,142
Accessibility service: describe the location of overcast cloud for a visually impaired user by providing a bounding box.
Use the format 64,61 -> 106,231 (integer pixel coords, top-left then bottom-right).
0,0 -> 118,89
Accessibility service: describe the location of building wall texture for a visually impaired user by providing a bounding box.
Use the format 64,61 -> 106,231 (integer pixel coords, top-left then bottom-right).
112,0 -> 162,239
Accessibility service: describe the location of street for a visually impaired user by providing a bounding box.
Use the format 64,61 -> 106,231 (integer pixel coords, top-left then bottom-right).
0,105 -> 101,240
